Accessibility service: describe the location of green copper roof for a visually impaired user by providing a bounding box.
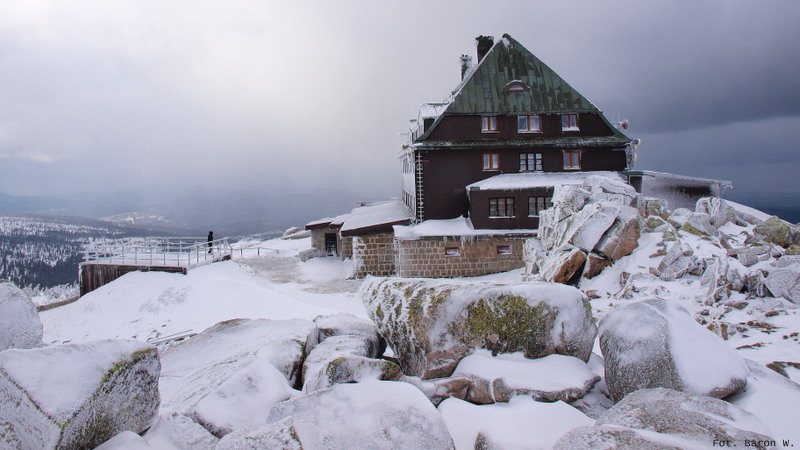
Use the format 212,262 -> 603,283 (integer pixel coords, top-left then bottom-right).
447,34 -> 597,115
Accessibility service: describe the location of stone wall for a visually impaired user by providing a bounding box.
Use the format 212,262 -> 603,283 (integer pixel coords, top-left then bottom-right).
309,227 -> 352,259
352,232 -> 396,278
395,235 -> 530,278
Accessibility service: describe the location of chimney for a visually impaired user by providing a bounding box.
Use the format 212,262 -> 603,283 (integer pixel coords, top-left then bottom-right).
459,54 -> 473,80
475,35 -> 494,62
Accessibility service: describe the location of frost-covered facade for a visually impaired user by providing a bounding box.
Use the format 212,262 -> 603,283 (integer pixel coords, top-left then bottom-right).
401,34 -> 637,230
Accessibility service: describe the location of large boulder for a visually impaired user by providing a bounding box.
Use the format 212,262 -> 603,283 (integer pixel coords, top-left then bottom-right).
313,312 -> 386,356
538,245 -> 587,283
301,334 -> 402,392
264,380 -> 455,449
600,299 -> 748,402
0,340 -> 160,449
554,388 -> 774,449
451,350 -> 599,403
159,318 -> 317,415
754,216 -> 798,248
216,417 -> 317,450
361,278 -> 596,379
0,281 -> 43,351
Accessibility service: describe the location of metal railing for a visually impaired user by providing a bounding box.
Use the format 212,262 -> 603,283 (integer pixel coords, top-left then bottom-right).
82,237 -> 233,268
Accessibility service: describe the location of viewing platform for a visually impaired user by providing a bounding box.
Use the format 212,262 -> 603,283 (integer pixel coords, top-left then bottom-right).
79,237 -> 233,295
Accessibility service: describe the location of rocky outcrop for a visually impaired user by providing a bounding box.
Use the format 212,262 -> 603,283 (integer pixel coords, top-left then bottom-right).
600,299 -> 748,402
0,340 -> 160,449
264,380 -> 455,449
764,256 -> 800,303
754,216 -> 800,248
554,388 -> 774,449
361,277 -> 596,379
0,281 -> 43,351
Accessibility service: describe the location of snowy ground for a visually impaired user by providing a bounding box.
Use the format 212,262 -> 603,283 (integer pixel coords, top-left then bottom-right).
38,230 -> 800,448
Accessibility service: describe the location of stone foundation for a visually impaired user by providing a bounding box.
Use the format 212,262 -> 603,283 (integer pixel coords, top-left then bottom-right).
395,235 -> 530,278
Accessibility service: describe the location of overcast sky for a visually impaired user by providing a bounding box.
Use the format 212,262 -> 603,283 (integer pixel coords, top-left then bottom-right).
1,1 -> 798,202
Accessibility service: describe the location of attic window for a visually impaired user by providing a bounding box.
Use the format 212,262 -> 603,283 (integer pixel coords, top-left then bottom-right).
518,115 -> 541,133
505,81 -> 528,93
562,113 -> 579,131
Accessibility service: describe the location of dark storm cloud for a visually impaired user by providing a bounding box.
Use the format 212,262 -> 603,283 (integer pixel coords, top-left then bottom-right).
0,1 -> 798,201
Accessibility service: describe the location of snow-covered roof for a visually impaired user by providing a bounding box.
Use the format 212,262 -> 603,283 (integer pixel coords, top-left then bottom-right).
466,171 -> 624,192
394,217 -> 535,240
305,217 -> 335,229
338,201 -> 414,237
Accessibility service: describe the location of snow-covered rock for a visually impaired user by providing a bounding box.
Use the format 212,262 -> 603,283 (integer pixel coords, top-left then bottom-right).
652,240 -> 699,281
264,380 -> 455,449
600,299 -> 748,402
361,277 -> 596,379
95,431 -> 153,450
451,350 -> 599,403
142,412 -> 218,449
764,256 -> 800,304
553,388 -> 774,449
700,256 -> 746,304
158,318 -> 318,415
0,281 -> 43,351
301,334 -> 402,392
696,197 -> 737,228
0,340 -> 160,449
439,395 -> 594,450
193,358 -> 298,437
679,212 -> 719,237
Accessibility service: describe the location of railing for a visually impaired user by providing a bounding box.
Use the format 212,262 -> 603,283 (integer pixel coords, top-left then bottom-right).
82,237 -> 233,268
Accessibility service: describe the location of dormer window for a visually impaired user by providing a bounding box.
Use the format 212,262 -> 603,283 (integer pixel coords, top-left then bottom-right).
504,81 -> 528,93
518,115 -> 541,133
481,116 -> 498,133
562,113 -> 579,131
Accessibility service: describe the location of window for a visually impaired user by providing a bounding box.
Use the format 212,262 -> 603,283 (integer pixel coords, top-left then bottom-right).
497,245 -> 512,255
489,197 -> 515,217
519,153 -> 542,172
561,113 -> 579,131
445,247 -> 461,256
528,196 -> 553,217
483,153 -> 500,171
563,150 -> 581,170
517,115 -> 541,133
481,116 -> 498,133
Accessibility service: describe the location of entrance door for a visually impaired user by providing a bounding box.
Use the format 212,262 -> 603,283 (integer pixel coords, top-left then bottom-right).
324,233 -> 338,256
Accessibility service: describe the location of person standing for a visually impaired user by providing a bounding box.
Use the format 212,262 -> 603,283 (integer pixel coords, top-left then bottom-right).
207,231 -> 214,254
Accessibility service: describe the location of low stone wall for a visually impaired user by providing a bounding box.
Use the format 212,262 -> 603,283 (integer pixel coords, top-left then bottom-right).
395,235 -> 530,278
352,232 -> 395,278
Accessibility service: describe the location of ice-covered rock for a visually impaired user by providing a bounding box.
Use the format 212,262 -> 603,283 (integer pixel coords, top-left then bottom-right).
554,388 -> 774,449
679,212 -> 718,237
265,380 -> 455,449
439,396 -> 594,450
361,278 -> 596,379
639,197 -> 669,219
159,318 -> 317,414
764,256 -> 800,304
696,197 -> 737,228
600,299 -> 748,402
582,174 -> 638,206
302,334 -> 402,392
95,431 -> 153,450
452,350 -> 599,403
313,312 -> 386,357
0,340 -> 160,449
193,358 -> 298,437
652,240 -> 698,281
700,256 -> 746,304
593,206 -> 640,260
0,281 -> 43,351
538,244 -> 587,283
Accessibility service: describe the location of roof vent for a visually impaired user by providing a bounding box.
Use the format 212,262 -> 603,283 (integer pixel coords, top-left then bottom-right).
475,35 -> 494,62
